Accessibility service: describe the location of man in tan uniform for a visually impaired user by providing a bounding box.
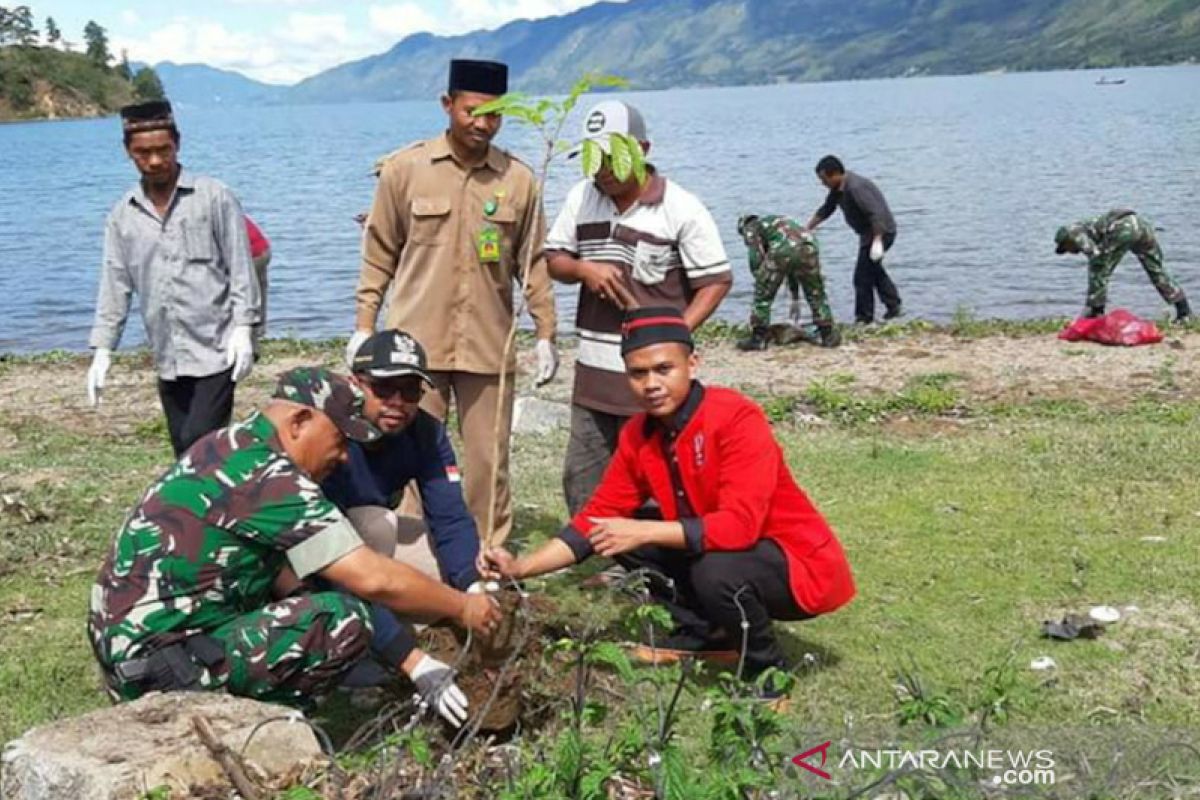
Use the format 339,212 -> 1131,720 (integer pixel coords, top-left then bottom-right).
347,59 -> 557,546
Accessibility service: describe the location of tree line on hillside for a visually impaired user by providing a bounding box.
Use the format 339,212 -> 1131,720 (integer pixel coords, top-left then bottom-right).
0,4 -> 164,116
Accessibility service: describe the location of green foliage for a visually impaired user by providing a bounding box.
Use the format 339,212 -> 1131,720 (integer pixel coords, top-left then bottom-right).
973,655 -> 1033,727
895,664 -> 966,728
83,20 -> 109,67
275,787 -> 323,800
471,72 -> 647,186
44,15 -> 59,44
797,372 -> 964,423
585,641 -> 636,683
133,66 -> 166,101
2,5 -> 37,46
0,40 -> 135,118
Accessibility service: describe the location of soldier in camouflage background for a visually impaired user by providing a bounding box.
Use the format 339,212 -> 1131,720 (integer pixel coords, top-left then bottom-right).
1055,209 -> 1192,321
736,214 -> 841,350
88,367 -> 501,726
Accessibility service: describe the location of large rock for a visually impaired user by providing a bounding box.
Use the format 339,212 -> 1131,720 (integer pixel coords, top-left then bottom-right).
2,692 -> 322,800
511,396 -> 570,436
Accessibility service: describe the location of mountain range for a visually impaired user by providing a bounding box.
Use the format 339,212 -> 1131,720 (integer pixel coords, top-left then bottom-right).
157,0 -> 1200,107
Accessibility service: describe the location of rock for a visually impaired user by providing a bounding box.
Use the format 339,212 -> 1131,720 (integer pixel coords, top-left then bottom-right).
511,397 -> 570,436
2,692 -> 322,800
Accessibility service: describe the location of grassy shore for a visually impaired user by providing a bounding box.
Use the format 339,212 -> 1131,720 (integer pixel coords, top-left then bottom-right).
2,321 -> 1199,797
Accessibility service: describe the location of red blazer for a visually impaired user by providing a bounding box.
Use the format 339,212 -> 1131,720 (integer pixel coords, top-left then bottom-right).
562,385 -> 854,615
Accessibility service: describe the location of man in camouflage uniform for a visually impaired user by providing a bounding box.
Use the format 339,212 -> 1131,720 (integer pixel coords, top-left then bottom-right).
736,214 -> 840,350
1055,209 -> 1192,321
88,367 -> 501,719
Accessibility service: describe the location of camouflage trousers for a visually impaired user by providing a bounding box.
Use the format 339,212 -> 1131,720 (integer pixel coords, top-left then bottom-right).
750,247 -> 832,328
1087,223 -> 1185,308
102,592 -> 373,707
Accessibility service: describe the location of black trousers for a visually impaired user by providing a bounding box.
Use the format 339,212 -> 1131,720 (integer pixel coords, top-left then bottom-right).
615,539 -> 810,669
854,231 -> 900,323
157,369 -> 236,456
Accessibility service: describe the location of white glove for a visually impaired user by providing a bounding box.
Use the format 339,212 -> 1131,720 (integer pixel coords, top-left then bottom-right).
225,325 -> 255,383
86,348 -> 112,407
467,579 -> 501,594
345,329 -> 372,369
869,237 -> 885,262
410,653 -> 469,727
788,298 -> 802,325
534,338 -> 558,387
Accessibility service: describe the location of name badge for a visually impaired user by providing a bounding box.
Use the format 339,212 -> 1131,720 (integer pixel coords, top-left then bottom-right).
477,225 -> 501,263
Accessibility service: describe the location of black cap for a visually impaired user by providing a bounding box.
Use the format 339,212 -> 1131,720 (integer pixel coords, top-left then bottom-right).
448,59 -> 507,95
120,100 -> 175,134
620,307 -> 693,356
351,329 -> 436,385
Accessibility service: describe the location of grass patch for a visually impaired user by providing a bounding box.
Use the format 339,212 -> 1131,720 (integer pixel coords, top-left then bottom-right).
3,369 -> 1200,795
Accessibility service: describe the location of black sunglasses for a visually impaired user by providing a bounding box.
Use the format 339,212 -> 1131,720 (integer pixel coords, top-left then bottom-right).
367,379 -> 424,402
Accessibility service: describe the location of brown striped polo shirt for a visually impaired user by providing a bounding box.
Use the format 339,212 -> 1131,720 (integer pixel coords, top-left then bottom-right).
545,173 -> 731,415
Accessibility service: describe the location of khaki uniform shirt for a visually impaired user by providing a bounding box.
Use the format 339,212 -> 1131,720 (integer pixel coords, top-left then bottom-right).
356,133 -> 556,374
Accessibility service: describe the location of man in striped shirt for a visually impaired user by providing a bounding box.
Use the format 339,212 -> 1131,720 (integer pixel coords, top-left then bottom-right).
545,100 -> 732,514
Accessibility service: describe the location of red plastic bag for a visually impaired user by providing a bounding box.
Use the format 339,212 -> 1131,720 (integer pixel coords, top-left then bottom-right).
1058,309 -> 1163,346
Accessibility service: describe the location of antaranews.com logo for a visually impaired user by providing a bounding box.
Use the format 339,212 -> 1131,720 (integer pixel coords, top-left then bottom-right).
794,741 -> 1055,787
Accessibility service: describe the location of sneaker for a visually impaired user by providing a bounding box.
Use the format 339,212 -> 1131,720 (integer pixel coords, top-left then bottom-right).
883,304 -> 904,320
628,632 -> 739,666
1175,299 -> 1192,323
818,326 -> 841,348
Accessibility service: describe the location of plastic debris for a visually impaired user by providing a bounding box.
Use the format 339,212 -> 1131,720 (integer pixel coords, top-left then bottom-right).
1042,614 -> 1104,640
1030,656 -> 1057,671
1088,605 -> 1121,624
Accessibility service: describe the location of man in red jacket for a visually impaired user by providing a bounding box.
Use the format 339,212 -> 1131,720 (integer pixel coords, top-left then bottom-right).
481,307 -> 854,679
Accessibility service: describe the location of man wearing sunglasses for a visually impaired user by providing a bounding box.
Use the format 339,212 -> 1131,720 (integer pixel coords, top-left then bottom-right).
323,330 -> 483,596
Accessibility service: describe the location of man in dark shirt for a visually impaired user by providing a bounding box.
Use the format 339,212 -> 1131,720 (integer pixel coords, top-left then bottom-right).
322,330 -> 482,593
804,155 -> 900,324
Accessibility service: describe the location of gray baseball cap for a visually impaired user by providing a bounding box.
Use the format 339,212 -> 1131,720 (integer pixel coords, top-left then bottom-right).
571,100 -> 648,156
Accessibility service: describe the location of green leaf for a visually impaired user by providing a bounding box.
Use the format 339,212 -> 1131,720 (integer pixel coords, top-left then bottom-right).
580,138 -> 603,178
591,73 -> 631,89
554,728 -> 584,791
658,746 -> 691,800
470,91 -> 532,118
276,788 -> 323,800
585,641 -> 636,683
608,133 -> 633,182
627,133 -> 648,185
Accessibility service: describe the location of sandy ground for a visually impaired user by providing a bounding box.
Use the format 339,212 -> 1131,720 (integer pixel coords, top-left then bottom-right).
1,328 -> 1196,442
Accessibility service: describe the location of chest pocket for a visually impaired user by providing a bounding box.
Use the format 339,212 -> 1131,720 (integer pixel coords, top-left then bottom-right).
632,240 -> 674,286
181,216 -> 214,263
410,197 -> 451,245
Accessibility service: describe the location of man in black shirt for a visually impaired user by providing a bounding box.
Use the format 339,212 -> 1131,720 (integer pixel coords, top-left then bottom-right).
804,155 -> 900,324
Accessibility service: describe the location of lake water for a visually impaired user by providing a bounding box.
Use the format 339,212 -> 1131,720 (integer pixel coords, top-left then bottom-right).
2,65 -> 1198,353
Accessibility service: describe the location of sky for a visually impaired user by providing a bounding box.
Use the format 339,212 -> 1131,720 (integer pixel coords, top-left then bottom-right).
29,0 -> 625,85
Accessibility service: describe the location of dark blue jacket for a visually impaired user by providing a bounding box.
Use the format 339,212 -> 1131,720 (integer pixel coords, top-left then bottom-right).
322,409 -> 479,590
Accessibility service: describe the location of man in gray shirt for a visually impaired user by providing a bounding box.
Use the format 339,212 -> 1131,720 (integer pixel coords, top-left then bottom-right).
804,155 -> 900,324
87,100 -> 261,456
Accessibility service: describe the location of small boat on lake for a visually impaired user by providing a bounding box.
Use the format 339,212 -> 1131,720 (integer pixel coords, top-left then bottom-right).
1095,76 -> 1126,85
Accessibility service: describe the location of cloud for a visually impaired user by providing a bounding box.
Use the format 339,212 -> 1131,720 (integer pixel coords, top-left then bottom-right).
110,0 -> 632,85
368,3 -> 448,39
112,12 -> 375,84
120,9 -> 141,26
442,0 -> 627,33
280,12 -> 351,45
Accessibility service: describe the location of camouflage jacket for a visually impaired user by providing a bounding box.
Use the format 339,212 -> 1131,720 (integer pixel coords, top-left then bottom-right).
742,215 -> 819,273
88,412 -> 363,668
1070,209 -> 1150,264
